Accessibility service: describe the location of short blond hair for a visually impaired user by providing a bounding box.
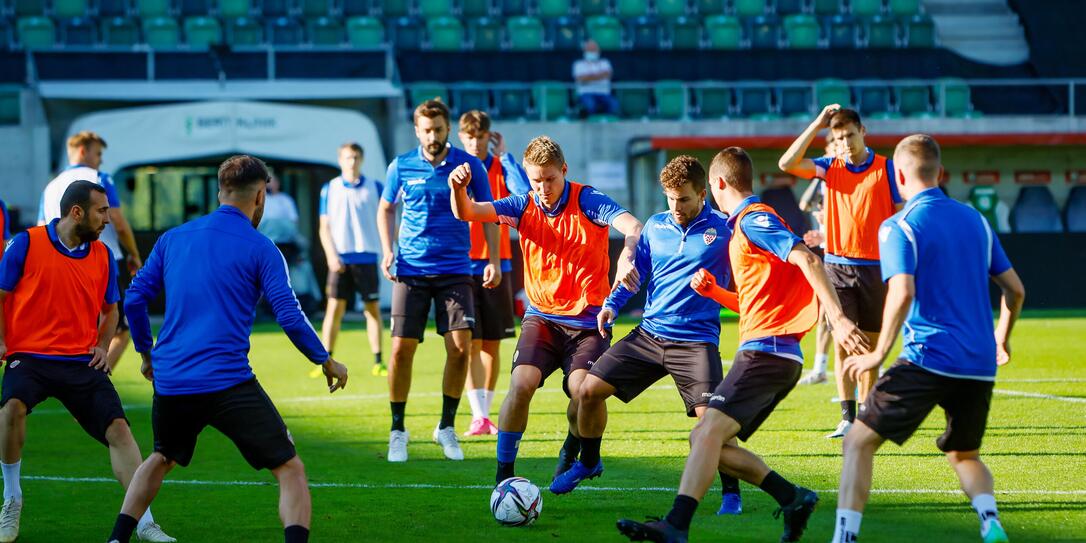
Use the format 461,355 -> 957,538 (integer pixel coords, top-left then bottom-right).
458,110 -> 491,136
894,134 -> 941,182
522,136 -> 565,168
339,141 -> 364,156
67,130 -> 107,151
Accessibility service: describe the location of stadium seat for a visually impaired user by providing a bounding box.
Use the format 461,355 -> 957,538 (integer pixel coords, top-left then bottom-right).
12,0 -> 46,16
427,15 -> 463,50
346,16 -> 383,46
226,15 -> 264,45
761,186 -> 808,233
496,87 -> 531,118
849,0 -> 880,16
537,0 -> 569,17
137,0 -> 172,17
704,14 -> 740,48
307,15 -> 343,44
184,15 -> 221,48
617,86 -> 651,118
738,87 -> 773,117
812,0 -> 840,15
467,16 -> 501,49
655,0 -> 686,18
454,85 -> 491,114
261,0 -> 293,16
341,0 -> 369,14
498,0 -> 526,15
300,0 -> 330,16
667,15 -> 700,48
534,80 -> 571,120
627,15 -> 661,49
410,81 -> 448,106
379,0 -> 411,17
390,15 -> 423,49
654,79 -> 685,118
968,185 -> 1009,233
814,77 -> 849,107
905,13 -> 933,47
748,14 -> 780,48
0,21 -> 11,50
895,80 -> 930,116
887,0 -> 918,17
578,0 -> 609,16
695,84 -> 731,118
936,77 -> 973,117
143,15 -> 180,47
857,84 -> 893,116
779,85 -> 811,117
418,0 -> 451,17
585,15 -> 621,49
0,91 -> 18,125
547,15 -> 583,49
267,15 -> 303,44
783,13 -> 817,48
61,16 -> 97,45
54,0 -> 88,18
102,16 -> 140,45
731,0 -> 764,17
1065,185 -> 1086,233
218,0 -> 252,17
693,0 -> 722,14
863,14 -> 896,47
179,0 -> 209,16
774,0 -> 803,15
507,15 -> 543,50
615,0 -> 647,17
460,0 -> 491,17
97,0 -> 130,17
826,13 -> 856,47
1011,186 -> 1063,233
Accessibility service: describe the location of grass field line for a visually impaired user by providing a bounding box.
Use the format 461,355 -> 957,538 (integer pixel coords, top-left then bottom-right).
19,475 -> 1086,497
993,389 -> 1086,403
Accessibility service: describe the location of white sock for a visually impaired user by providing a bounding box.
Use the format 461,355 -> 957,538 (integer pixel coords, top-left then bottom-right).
814,353 -> 829,374
138,508 -> 155,528
972,493 -> 1000,536
832,508 -> 862,542
466,388 -> 484,419
1,461 -> 21,502
483,389 -> 495,418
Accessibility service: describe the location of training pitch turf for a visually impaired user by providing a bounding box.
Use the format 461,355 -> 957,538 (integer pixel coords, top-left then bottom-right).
13,312 -> 1086,542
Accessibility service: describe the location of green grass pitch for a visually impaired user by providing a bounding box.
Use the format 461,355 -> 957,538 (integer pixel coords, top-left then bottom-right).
11,313 -> 1086,542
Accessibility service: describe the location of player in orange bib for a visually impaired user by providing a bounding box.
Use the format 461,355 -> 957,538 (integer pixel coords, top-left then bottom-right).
779,105 -> 903,439
448,136 -> 643,487
617,147 -> 868,543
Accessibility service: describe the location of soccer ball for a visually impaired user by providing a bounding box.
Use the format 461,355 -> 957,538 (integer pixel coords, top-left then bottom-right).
490,477 -> 542,526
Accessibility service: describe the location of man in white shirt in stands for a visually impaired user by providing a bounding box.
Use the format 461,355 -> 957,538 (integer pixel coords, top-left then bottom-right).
572,39 -> 618,118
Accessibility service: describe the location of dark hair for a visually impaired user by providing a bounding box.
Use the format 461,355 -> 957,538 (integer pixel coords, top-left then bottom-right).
829,108 -> 863,130
709,147 -> 753,192
60,180 -> 107,217
218,155 -> 270,193
414,98 -> 451,125
660,155 -> 706,193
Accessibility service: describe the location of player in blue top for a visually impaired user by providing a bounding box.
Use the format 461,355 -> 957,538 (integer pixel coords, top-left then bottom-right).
833,135 -> 1025,543
550,155 -> 746,511
377,98 -> 499,463
107,156 -> 348,543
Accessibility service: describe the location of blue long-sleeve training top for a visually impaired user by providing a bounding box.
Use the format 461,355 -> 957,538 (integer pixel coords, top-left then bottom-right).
126,205 -> 328,396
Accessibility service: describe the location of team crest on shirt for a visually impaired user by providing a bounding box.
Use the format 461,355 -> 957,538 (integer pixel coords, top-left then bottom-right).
703,228 -> 717,245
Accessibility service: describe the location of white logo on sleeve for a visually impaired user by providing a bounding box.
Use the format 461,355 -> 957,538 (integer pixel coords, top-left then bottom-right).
753,214 -> 771,228
879,225 -> 892,243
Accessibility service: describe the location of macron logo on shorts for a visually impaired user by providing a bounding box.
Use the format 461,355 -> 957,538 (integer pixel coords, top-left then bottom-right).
700,392 -> 712,399
710,394 -> 726,403
513,350 -> 520,363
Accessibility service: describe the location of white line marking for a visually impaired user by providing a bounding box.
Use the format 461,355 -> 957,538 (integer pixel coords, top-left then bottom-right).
20,475 -> 1086,496
994,389 -> 1086,404
998,378 -> 1086,383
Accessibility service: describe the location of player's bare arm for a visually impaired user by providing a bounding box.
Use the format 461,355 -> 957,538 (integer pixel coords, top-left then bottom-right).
786,242 -> 870,355
992,268 -> 1026,366
376,198 -> 398,281
778,104 -> 840,179
611,212 -> 643,292
110,208 -> 142,271
318,216 -> 344,274
448,162 -> 499,222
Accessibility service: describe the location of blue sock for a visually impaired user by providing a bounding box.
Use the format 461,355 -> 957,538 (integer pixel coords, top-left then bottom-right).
496,431 -> 523,484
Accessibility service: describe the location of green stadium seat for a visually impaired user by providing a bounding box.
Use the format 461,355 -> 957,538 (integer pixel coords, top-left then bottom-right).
906,13 -> 934,47
410,81 -> 448,107
615,0 -> 646,17
617,86 -> 651,118
102,16 -> 140,46
419,0 -> 452,17
0,91 -> 19,125
585,15 -> 621,49
136,0 -> 172,17
218,0 -> 251,17
655,0 -> 686,18
496,87 -> 531,118
887,0 -> 918,16
97,0 -> 129,17
346,16 -> 383,46
547,15 -> 583,49
895,80 -> 930,116
537,0 -> 570,17
307,16 -> 343,44
578,0 -> 609,16
460,0 -> 491,17
184,15 -> 221,48
748,14 -> 780,48
427,15 -> 463,50
467,16 -> 501,49
54,0 -> 88,18
693,0 -> 721,14
704,14 -> 739,49
16,16 -> 54,48
814,77 -> 850,107
856,84 -> 891,116
226,16 -> 264,45
811,0 -> 840,16
654,80 -> 686,119
143,16 -> 180,48
732,0 -> 764,17
534,81 -> 570,120
342,0 -> 369,14
269,15 -> 303,43
695,85 -> 731,118
300,0 -> 330,16
627,15 -> 661,49
12,0 -> 46,16
775,0 -> 803,15
849,0 -> 880,16
506,15 -> 543,50
381,0 -> 411,17
779,86 -> 811,117
62,16 -> 97,44
261,0 -> 291,16
937,77 -> 971,117
498,0 -> 526,15
827,13 -> 856,47
784,13 -> 818,48
454,85 -> 492,115
179,0 -> 209,16
667,15 -> 700,48
738,87 -> 773,117
864,14 -> 896,47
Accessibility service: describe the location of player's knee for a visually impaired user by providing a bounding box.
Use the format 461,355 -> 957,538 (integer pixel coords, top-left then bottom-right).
0,400 -> 27,421
945,449 -> 979,465
689,418 -> 724,450
104,418 -> 134,446
578,377 -> 610,403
